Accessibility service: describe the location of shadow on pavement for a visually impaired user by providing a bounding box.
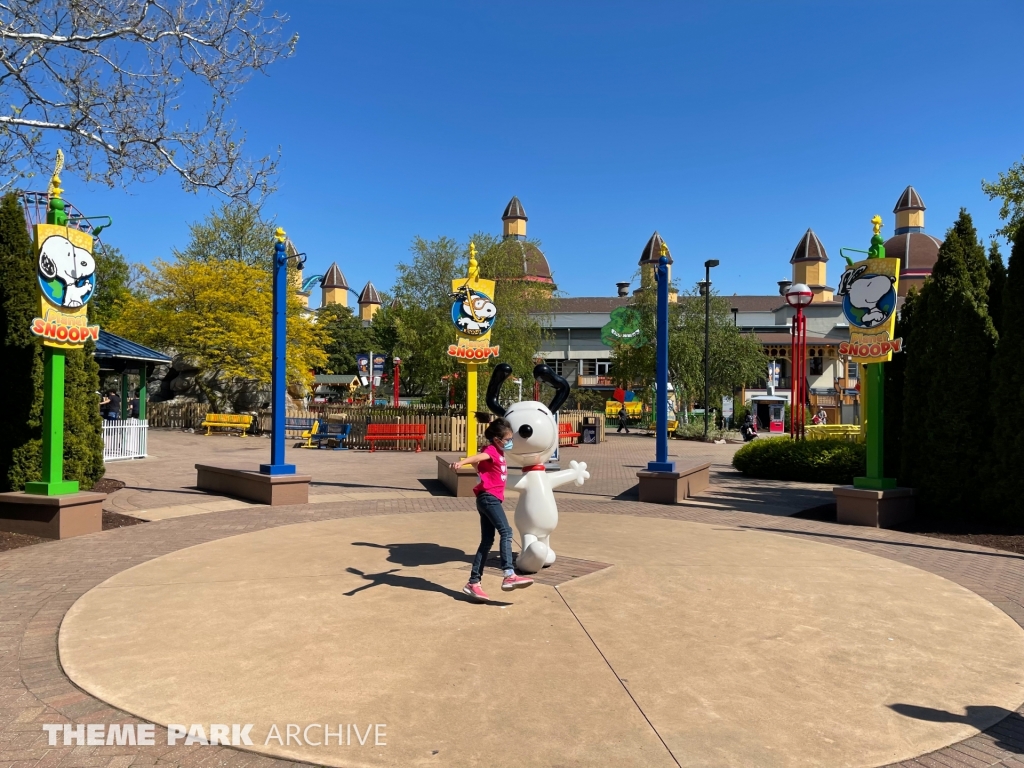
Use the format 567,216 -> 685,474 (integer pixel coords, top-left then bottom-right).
742,525 -> 1024,561
343,567 -> 511,605
351,541 -> 473,566
889,703 -> 1022,754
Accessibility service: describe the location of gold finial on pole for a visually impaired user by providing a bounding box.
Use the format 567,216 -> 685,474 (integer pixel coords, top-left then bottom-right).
871,215 -> 883,236
659,241 -> 669,258
468,241 -> 479,281
274,226 -> 287,243
49,149 -> 64,199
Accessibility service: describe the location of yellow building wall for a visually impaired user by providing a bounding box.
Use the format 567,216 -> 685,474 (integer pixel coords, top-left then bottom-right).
360,303 -> 379,322
896,210 -> 925,230
503,219 -> 527,238
323,287 -> 348,308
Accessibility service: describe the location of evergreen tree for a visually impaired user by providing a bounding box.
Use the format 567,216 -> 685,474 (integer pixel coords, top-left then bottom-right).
902,210 -> 996,518
0,192 -> 104,491
989,225 -> 1024,520
988,240 -> 1007,338
886,287 -> 917,480
0,192 -> 44,491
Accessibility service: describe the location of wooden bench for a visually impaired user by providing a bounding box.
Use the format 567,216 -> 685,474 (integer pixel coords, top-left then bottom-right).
201,413 -> 252,437
366,423 -> 427,452
285,417 -> 320,448
558,422 -> 581,447
313,422 -> 352,450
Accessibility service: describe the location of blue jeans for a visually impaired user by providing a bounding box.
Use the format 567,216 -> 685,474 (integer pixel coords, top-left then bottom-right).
470,492 -> 513,583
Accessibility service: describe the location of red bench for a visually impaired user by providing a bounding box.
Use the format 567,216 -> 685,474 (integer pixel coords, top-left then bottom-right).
366,423 -> 427,452
559,422 -> 581,447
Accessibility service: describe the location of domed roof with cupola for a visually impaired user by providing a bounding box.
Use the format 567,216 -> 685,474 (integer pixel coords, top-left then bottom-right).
500,196 -> 554,287
790,228 -> 828,264
883,186 -> 943,295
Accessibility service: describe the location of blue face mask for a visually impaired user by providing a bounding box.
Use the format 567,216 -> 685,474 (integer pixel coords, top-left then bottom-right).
502,438 -> 514,451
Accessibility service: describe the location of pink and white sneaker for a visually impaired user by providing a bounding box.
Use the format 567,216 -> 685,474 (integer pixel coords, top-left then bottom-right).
501,574 -> 534,591
462,582 -> 489,602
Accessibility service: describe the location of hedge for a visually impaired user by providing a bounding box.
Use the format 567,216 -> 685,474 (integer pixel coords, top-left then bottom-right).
732,437 -> 866,485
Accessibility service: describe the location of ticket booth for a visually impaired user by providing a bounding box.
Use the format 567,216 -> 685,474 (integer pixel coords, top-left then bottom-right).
750,395 -> 787,435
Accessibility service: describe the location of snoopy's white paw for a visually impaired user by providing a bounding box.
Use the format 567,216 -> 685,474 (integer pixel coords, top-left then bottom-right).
569,460 -> 590,486
65,300 -> 83,308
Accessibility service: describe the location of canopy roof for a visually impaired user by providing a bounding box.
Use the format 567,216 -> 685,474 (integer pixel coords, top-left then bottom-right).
95,330 -> 172,368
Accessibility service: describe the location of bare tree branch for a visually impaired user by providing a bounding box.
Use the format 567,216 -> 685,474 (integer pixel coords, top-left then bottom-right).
0,0 -> 297,200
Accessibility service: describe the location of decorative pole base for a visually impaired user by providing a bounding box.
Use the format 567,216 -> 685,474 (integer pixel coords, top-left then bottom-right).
25,480 -> 80,496
259,463 -> 296,476
646,461 -> 677,473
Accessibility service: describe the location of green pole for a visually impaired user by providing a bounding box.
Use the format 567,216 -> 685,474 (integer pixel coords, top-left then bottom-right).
25,348 -> 79,496
138,365 -> 148,420
120,372 -> 129,419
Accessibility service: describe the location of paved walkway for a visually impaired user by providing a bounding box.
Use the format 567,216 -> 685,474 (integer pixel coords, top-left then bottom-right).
3,432 -> 1024,767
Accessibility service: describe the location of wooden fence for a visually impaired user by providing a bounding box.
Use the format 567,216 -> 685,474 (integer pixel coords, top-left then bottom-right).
145,400 -> 605,451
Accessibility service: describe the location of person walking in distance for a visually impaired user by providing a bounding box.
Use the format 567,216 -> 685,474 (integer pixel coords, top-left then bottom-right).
617,404 -> 630,434
450,418 -> 534,602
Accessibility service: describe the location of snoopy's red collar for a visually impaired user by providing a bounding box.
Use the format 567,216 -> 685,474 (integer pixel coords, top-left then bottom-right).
521,464 -> 547,473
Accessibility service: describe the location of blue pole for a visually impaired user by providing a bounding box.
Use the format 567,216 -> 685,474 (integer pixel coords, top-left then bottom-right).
260,230 -> 296,475
648,254 -> 676,473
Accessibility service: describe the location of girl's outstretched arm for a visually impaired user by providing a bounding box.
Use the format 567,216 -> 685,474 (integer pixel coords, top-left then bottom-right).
450,452 -> 490,470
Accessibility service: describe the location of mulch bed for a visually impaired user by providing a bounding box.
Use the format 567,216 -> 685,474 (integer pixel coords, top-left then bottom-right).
795,503 -> 1024,556
0,477 -> 143,552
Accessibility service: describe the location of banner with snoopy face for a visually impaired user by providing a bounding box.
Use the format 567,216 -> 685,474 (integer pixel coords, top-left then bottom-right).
837,257 -> 902,364
448,273 -> 500,360
30,224 -> 100,349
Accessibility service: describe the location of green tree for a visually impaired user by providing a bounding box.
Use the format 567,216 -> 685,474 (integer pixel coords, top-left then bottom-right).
90,243 -> 134,327
111,258 -> 326,411
988,225 -> 1024,520
0,192 -> 103,491
318,303 -> 372,375
174,203 -> 276,269
982,156 -> 1024,241
902,210 -> 996,516
887,287 -> 918,480
610,270 -> 764,411
988,240 -> 1007,337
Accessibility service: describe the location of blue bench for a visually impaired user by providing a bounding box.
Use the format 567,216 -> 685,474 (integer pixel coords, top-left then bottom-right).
313,422 -> 351,450
285,417 -> 320,448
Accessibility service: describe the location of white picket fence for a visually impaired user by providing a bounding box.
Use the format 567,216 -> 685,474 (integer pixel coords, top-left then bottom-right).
103,418 -> 148,461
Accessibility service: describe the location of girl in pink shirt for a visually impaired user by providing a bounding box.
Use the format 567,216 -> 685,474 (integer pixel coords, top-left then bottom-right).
450,418 -> 534,602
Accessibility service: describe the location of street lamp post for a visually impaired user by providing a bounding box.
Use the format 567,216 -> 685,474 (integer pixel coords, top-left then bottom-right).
785,283 -> 814,440
393,357 -> 401,406
702,259 -> 720,438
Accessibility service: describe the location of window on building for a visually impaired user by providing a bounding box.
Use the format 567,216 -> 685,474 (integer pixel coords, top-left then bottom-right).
579,360 -> 597,376
846,360 -> 858,379
809,356 -> 824,375
596,361 -> 611,376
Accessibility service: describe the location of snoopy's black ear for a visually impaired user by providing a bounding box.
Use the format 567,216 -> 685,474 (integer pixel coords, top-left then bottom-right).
533,364 -> 570,414
486,363 -> 513,417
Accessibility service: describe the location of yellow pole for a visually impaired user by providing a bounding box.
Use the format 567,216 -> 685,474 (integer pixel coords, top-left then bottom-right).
466,363 -> 478,456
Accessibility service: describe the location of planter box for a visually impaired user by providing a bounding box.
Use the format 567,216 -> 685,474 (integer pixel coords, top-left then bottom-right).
636,462 -> 711,504
195,465 -> 311,506
436,455 -> 479,497
834,486 -> 915,528
0,491 -> 105,539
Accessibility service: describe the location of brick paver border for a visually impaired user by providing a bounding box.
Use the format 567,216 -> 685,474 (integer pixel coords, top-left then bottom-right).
3,494 -> 1024,768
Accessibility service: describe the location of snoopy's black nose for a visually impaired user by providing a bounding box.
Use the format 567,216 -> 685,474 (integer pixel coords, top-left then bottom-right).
518,424 -> 533,438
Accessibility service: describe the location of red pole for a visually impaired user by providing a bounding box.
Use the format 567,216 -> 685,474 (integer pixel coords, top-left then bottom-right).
790,318 -> 796,439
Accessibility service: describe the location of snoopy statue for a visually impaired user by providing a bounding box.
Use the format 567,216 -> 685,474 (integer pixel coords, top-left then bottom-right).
486,362 -> 590,573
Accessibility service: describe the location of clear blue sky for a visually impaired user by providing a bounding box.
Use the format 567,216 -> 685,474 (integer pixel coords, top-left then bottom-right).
75,0 -> 1023,304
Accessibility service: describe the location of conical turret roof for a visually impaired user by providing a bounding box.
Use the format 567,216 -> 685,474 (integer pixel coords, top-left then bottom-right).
358,281 -> 382,305
789,228 -> 828,264
321,262 -> 348,289
639,231 -> 673,265
502,196 -> 527,221
893,186 -> 925,213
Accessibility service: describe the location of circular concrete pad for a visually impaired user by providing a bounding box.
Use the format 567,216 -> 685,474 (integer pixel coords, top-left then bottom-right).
59,511 -> 1024,767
